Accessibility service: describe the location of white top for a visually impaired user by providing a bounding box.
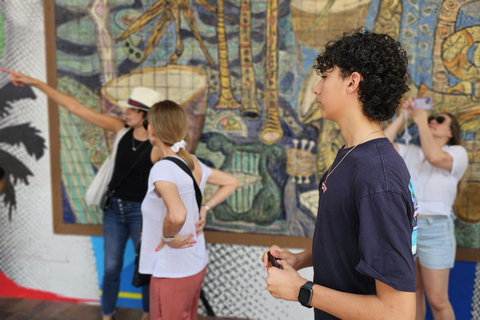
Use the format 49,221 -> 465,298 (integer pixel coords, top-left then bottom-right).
140,156 -> 211,278
397,143 -> 468,217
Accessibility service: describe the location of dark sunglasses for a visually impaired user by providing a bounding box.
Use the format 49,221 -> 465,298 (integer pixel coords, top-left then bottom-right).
142,120 -> 148,130
428,115 -> 445,124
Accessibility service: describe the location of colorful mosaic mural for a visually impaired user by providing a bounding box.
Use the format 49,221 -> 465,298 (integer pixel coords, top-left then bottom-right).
53,0 -> 480,247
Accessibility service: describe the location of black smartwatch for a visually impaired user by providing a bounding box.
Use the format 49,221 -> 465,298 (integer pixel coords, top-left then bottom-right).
298,281 -> 314,308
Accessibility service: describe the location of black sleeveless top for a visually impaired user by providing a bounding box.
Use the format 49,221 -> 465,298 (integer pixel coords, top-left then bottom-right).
108,129 -> 153,202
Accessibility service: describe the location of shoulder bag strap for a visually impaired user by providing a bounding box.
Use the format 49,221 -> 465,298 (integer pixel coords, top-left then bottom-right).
162,157 -> 202,210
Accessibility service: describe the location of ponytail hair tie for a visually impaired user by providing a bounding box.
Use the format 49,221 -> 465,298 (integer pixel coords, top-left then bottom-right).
171,140 -> 186,153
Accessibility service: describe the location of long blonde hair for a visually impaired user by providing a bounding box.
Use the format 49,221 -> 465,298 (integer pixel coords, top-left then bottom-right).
147,100 -> 195,169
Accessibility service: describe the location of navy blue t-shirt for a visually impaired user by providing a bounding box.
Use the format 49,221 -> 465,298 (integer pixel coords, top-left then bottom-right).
312,137 -> 417,320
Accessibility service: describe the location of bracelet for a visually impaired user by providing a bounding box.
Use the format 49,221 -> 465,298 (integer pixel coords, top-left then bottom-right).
202,204 -> 210,211
208,199 -> 215,207
162,235 -> 175,242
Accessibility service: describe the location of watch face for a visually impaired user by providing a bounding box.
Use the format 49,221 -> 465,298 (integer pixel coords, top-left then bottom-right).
299,287 -> 312,305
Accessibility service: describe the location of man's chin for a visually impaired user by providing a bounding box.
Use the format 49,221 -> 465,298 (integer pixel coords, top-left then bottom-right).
318,106 -> 329,120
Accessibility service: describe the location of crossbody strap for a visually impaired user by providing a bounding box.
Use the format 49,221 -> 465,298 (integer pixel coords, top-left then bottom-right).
162,156 -> 202,209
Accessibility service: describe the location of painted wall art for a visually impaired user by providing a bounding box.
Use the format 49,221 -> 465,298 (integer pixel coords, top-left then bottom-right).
49,0 -> 480,250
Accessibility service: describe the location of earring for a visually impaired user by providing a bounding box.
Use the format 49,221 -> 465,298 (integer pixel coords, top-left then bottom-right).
149,136 -> 155,142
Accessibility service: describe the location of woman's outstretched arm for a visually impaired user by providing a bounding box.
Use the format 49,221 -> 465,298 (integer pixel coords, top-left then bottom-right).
2,68 -> 125,133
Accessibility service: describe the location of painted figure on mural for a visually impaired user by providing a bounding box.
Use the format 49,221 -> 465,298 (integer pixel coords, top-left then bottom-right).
141,100 -> 238,319
262,30 -> 417,319
0,80 -> 43,221
2,68 -> 161,320
385,97 -> 468,320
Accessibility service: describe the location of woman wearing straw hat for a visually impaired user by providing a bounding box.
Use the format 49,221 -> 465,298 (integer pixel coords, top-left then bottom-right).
2,68 -> 160,320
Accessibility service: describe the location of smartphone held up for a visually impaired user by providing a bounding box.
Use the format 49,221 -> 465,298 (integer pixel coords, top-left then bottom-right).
267,251 -> 283,269
413,97 -> 433,110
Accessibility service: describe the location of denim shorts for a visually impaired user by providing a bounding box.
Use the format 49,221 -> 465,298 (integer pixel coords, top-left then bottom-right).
417,216 -> 456,269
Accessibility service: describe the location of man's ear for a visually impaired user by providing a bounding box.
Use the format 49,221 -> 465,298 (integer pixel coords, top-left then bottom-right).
346,72 -> 362,93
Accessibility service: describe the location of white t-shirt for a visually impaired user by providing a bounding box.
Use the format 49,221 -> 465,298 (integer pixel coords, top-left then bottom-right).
397,143 -> 468,217
139,156 -> 211,278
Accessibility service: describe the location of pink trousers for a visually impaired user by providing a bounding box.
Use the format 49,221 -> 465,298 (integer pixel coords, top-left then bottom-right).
149,266 -> 207,320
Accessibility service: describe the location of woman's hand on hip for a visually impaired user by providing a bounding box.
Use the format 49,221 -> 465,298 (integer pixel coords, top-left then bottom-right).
155,233 -> 196,251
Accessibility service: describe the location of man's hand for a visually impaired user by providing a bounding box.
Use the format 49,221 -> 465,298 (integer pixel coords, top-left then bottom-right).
265,259 -> 307,301
262,245 -> 300,270
155,233 -> 196,251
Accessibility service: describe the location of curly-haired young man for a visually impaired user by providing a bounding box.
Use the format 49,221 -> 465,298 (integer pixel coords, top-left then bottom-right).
262,30 -> 417,319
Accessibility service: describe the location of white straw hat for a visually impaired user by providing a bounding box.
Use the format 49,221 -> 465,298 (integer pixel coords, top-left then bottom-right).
118,87 -> 164,111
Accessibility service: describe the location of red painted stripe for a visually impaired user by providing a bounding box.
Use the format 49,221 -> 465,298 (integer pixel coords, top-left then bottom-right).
0,271 -> 99,303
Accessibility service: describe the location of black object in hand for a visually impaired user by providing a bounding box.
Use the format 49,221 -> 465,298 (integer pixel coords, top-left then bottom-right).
268,251 -> 282,269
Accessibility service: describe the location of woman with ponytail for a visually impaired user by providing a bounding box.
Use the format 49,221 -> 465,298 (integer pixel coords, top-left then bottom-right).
140,100 -> 238,319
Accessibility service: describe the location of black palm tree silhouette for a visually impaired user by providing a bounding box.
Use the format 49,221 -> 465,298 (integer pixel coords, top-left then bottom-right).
0,82 -> 46,220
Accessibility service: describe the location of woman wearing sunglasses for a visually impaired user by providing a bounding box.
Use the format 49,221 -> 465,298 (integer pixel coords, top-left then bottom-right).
385,97 -> 468,320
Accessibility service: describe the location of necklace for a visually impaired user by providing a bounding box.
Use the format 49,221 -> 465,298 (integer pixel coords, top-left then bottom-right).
132,132 -> 147,151
321,130 -> 383,193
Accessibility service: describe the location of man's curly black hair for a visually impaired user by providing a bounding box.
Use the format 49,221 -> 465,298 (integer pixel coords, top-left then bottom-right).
314,29 -> 409,121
